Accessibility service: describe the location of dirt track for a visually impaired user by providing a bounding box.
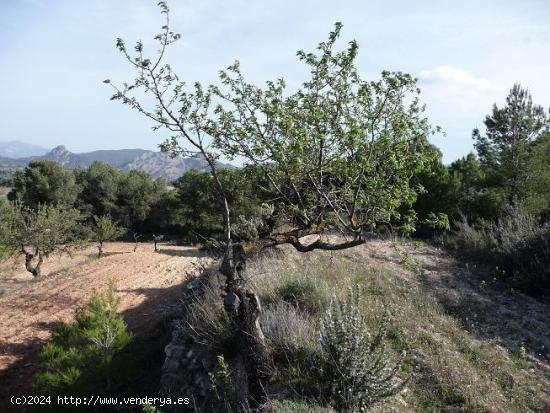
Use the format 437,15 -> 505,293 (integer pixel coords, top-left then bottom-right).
0,242 -> 210,395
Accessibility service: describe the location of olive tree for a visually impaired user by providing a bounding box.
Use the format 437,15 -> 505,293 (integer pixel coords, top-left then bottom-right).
91,215 -> 126,258
107,2 -> 437,409
0,203 -> 81,277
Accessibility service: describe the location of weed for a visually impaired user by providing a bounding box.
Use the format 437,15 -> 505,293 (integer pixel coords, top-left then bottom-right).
275,276 -> 330,315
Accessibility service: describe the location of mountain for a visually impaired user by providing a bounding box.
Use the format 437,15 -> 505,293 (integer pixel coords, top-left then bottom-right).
0,145 -> 231,181
0,141 -> 49,158
125,151 -> 213,181
42,146 -> 150,169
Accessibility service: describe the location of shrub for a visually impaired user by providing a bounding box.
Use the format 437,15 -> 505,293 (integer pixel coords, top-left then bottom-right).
208,354 -> 237,411
444,210 -> 550,295
275,276 -> 330,315
445,210 -> 539,259
34,284 -> 133,394
506,225 -> 550,295
317,285 -> 407,411
262,301 -> 317,358
182,277 -> 235,352
423,212 -> 450,232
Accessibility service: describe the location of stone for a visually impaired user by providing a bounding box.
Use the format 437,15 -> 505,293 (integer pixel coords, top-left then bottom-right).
162,358 -> 180,372
224,291 -> 240,313
165,344 -> 186,358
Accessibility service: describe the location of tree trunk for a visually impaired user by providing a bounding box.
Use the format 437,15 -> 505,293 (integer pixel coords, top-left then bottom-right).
204,155 -> 269,409
234,353 -> 251,412
219,246 -> 270,409
133,232 -> 140,252
234,290 -> 270,409
24,251 -> 43,277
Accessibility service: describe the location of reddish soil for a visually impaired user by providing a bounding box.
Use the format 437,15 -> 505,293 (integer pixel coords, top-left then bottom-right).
0,242 -> 210,396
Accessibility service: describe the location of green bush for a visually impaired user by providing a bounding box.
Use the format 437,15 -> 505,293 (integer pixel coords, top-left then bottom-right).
208,354 -> 237,412
34,284 -> 133,395
317,285 -> 407,411
275,276 -> 330,315
444,210 -> 550,295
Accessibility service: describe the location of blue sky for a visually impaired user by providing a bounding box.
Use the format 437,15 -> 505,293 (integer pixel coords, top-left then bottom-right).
1,0 -> 549,163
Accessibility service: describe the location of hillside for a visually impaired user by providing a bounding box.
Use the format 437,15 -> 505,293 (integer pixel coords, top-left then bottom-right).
1,239 -> 549,411
241,238 -> 550,412
40,146 -> 150,169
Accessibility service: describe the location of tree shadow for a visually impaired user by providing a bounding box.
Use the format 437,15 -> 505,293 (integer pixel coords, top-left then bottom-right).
413,249 -> 550,364
100,251 -> 129,258
154,248 -> 206,258
0,336 -> 50,403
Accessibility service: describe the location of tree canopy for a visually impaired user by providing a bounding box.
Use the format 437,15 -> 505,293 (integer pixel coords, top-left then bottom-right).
207,25 -> 439,247
8,160 -> 80,208
474,84 -> 550,206
110,15 -> 440,253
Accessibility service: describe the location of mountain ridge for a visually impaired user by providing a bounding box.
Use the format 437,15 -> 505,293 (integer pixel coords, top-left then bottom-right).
0,140 -> 49,158
0,144 -> 232,181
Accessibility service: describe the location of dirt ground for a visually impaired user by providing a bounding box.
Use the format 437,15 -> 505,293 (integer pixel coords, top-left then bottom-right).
0,242 -> 210,396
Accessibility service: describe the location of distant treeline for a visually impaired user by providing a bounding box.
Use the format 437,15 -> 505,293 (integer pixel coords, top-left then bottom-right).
2,160 -> 266,241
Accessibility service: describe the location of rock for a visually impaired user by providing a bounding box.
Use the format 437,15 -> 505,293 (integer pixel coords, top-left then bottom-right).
165,344 -> 186,358
224,291 -> 240,313
162,358 -> 180,372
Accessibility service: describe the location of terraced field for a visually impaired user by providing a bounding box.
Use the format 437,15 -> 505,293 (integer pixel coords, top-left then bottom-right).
0,242 -> 210,396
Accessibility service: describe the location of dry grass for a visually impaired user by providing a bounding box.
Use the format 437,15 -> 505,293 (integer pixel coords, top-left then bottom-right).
262,301 -> 317,356
243,240 -> 550,412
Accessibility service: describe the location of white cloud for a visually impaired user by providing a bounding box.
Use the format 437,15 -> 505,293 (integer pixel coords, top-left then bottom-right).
419,66 -> 500,92
418,65 -> 505,116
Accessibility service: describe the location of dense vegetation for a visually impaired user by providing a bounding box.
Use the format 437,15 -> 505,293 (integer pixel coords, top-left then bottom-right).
412,84 -> 550,295
414,85 -> 550,225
